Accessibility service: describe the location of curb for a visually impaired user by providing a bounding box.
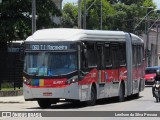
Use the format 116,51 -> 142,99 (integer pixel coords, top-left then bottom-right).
0,90 -> 23,97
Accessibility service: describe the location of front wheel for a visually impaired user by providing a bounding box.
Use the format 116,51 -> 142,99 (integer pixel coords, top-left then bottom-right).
134,93 -> 140,99
37,99 -> 51,108
85,86 -> 97,106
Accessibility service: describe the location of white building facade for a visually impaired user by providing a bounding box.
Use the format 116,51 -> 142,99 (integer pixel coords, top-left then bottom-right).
140,28 -> 160,66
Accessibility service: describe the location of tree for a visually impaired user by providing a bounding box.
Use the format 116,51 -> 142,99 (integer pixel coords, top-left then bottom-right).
107,3 -> 139,32
106,0 -> 157,33
81,0 -> 115,30
62,3 -> 78,28
62,0 -> 157,34
0,0 -> 61,42
36,0 -> 61,29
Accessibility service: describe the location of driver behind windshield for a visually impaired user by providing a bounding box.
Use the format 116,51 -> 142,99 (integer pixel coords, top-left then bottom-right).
152,69 -> 160,97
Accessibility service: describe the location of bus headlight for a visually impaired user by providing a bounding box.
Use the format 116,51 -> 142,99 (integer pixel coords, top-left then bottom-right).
156,84 -> 160,88
65,76 -> 78,85
23,77 -> 31,85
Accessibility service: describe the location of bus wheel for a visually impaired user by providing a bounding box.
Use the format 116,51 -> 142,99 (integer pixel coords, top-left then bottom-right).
118,84 -> 124,102
86,86 -> 97,106
134,93 -> 139,99
156,97 -> 159,103
37,99 -> 51,109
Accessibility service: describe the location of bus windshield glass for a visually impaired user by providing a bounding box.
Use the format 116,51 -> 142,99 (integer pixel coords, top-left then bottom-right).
24,52 -> 77,76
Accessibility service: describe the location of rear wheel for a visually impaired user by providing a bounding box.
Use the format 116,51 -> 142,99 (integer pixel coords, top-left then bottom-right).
118,84 -> 124,102
86,86 -> 97,106
156,97 -> 159,103
134,93 -> 140,99
37,99 -> 51,108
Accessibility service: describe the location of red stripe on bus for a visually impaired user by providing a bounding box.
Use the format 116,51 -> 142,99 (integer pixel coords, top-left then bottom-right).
25,78 -> 68,88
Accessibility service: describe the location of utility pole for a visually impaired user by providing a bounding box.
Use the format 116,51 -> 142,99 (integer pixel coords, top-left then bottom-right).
146,8 -> 155,67
100,0 -> 102,30
83,0 -> 87,29
78,0 -> 82,29
146,18 -> 150,66
81,0 -> 97,29
155,24 -> 159,66
32,0 -> 36,34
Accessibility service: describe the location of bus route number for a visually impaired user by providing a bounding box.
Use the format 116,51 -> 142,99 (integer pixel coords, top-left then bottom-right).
32,45 -> 40,50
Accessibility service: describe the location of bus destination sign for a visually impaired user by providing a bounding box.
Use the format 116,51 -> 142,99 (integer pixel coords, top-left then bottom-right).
30,44 -> 69,51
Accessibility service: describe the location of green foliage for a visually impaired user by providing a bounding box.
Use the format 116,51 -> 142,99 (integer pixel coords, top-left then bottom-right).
36,0 -> 61,29
85,0 -> 115,29
62,0 -> 157,34
62,3 -> 78,28
0,0 -> 61,42
1,82 -> 13,88
73,0 -> 116,30
120,0 -> 145,5
107,0 -> 118,4
1,82 -> 22,91
108,3 -> 139,32
143,0 -> 156,7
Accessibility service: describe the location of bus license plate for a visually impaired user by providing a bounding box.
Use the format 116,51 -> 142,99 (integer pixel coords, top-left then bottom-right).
43,92 -> 52,96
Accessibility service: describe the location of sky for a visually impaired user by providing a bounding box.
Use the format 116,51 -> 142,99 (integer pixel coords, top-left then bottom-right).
153,0 -> 160,9
62,0 -> 160,9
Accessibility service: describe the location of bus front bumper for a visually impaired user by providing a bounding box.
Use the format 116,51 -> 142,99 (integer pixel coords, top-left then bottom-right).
23,83 -> 80,101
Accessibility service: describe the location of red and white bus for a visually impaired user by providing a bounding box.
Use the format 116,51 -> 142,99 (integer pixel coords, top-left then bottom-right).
23,28 -> 145,108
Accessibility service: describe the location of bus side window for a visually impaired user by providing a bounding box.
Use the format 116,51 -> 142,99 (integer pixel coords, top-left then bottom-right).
137,45 -> 141,65
86,42 -> 97,68
81,42 -> 97,69
111,44 -> 119,69
141,45 -> 144,62
104,43 -> 112,68
119,43 -> 126,66
97,43 -> 104,69
132,45 -> 136,67
81,43 -> 88,70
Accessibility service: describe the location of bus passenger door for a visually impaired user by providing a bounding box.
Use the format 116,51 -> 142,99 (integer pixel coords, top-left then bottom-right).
97,43 -> 105,84
110,43 -> 120,96
132,45 -> 139,94
97,43 -> 106,98
104,43 -> 113,97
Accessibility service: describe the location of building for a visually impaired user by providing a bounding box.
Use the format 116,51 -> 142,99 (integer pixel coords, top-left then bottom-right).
52,0 -> 63,25
140,25 -> 160,66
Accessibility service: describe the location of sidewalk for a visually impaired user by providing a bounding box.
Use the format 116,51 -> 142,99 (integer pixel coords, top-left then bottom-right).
0,95 -> 25,103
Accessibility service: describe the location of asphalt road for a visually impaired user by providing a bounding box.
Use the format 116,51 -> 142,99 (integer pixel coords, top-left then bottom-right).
0,86 -> 160,120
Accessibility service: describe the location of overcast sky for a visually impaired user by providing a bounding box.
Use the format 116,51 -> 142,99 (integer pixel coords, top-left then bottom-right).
63,0 -> 160,9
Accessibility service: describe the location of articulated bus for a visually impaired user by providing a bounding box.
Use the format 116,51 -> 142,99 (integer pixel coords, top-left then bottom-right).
23,28 -> 145,108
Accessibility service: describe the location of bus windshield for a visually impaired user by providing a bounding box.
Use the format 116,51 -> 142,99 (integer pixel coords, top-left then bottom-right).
24,52 -> 77,76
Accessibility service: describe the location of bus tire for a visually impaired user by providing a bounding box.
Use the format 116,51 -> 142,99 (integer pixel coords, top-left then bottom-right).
86,86 -> 97,106
135,93 -> 140,98
139,79 -> 142,91
118,83 -> 124,102
156,97 -> 159,103
37,99 -> 51,109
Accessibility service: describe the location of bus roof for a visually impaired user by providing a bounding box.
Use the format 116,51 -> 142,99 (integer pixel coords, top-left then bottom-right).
26,28 -> 125,42
25,28 -> 143,43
